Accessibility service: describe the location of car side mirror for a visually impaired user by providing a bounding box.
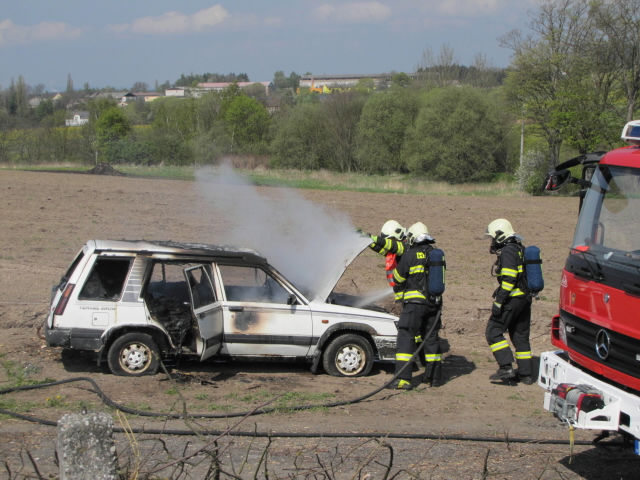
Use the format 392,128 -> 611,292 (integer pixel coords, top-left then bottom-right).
287,294 -> 297,305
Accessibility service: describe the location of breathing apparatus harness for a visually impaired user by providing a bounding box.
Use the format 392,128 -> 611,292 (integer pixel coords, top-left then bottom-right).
490,235 -> 544,299
400,240 -> 446,305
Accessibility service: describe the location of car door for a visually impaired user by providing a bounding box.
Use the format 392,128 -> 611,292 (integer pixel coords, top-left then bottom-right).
216,264 -> 313,357
184,265 -> 224,361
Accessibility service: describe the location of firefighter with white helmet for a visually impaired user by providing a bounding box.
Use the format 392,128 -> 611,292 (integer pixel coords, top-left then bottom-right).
368,220 -> 407,301
387,222 -> 446,389
484,219 -> 534,384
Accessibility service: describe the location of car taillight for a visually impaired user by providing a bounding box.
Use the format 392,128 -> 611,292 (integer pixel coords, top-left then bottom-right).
54,283 -> 75,316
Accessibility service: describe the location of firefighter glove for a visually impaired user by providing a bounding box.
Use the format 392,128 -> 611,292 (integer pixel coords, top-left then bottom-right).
491,302 -> 503,318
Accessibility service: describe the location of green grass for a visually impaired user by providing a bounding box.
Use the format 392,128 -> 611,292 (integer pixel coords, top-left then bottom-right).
45,395 -> 67,407
507,394 -> 525,401
2,164 -> 524,196
1,361 -> 56,388
214,389 -> 336,414
0,398 -> 39,419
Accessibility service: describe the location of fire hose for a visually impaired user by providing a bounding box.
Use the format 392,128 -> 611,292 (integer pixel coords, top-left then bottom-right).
0,309 -> 608,444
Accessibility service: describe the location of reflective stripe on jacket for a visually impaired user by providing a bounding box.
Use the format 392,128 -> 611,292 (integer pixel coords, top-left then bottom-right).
392,244 -> 435,305
494,242 -> 525,304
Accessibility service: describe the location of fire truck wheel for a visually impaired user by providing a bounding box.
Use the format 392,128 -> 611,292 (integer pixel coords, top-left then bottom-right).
108,332 -> 160,376
322,334 -> 373,377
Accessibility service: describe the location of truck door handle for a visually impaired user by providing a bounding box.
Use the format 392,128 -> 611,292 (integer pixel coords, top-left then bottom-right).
572,265 -> 593,280
228,306 -> 244,312
622,282 -> 640,296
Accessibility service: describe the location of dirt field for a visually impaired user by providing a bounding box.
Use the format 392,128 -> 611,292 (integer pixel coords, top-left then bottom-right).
0,169 -> 638,479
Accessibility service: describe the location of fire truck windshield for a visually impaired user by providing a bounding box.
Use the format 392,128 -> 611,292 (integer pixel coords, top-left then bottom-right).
573,165 -> 640,258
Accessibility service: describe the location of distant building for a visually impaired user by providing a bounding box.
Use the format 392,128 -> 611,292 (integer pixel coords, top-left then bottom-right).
132,92 -> 163,102
299,74 -> 391,89
85,91 -> 135,103
193,81 -> 275,97
165,87 -> 186,97
65,111 -> 90,127
28,97 -> 43,108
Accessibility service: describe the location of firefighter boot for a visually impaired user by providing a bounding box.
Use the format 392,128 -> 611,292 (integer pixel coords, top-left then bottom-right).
519,375 -> 535,385
489,365 -> 516,381
423,375 -> 441,388
386,379 -> 413,390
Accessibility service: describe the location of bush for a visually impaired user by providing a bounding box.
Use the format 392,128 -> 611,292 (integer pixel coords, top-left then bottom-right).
517,150 -> 548,195
151,134 -> 194,166
102,139 -> 155,165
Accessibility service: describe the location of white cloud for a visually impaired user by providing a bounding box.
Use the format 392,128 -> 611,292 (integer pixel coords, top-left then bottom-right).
0,19 -> 83,47
111,4 -> 229,35
313,2 -> 392,23
433,0 -> 523,16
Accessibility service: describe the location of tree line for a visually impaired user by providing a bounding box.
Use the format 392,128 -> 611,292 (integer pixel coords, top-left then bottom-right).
0,77 -> 522,184
1,0 -> 638,190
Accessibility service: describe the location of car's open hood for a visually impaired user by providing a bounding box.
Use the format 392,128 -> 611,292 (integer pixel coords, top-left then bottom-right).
312,235 -> 372,303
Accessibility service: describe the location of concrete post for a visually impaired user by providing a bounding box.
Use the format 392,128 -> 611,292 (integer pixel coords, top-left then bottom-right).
57,412 -> 118,480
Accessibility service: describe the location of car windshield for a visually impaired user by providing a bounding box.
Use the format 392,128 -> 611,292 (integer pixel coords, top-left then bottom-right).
573,165 -> 640,263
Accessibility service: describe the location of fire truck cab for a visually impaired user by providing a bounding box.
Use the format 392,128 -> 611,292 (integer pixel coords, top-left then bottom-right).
539,121 -> 640,451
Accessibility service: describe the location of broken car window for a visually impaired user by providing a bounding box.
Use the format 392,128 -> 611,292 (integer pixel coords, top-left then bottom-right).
58,249 -> 85,291
218,265 -> 290,304
78,257 -> 131,301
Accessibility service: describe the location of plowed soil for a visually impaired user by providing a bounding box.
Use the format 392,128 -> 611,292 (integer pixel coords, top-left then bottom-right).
0,169 -> 637,479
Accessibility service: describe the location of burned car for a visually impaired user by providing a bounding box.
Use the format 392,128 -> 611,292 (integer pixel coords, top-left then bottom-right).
44,240 -> 398,377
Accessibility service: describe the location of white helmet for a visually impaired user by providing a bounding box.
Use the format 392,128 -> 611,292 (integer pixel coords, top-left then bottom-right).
485,219 -> 515,244
381,220 -> 406,240
406,222 -> 434,245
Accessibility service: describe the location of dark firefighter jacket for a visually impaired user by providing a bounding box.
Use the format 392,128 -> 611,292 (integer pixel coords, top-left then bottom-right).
493,242 -> 526,305
369,236 -> 406,292
392,243 -> 438,305
369,236 -> 405,256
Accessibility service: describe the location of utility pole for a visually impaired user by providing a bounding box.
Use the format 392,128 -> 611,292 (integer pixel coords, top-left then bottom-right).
519,104 -> 525,168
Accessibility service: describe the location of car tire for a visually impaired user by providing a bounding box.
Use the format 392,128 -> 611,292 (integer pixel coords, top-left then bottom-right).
322,333 -> 374,377
107,332 -> 160,377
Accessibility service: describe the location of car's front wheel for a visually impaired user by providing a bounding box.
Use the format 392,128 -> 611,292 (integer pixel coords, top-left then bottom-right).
107,332 -> 160,376
322,333 -> 374,377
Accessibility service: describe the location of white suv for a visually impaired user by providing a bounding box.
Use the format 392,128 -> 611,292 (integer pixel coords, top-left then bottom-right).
44,240 -> 398,377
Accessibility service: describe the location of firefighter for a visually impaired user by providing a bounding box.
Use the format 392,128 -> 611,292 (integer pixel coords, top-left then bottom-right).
484,219 -> 534,385
368,220 -> 406,302
369,220 -> 428,370
386,222 -> 444,390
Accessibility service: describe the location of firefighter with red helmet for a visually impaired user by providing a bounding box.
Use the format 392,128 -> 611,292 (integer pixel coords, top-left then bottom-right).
484,219 -> 534,385
386,222 -> 445,390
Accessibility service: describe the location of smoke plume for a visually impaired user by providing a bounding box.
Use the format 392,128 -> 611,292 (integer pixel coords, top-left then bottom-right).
194,163 -> 370,301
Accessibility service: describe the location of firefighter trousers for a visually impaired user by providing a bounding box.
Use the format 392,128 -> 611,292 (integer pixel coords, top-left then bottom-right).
394,303 -> 442,382
485,295 -> 532,376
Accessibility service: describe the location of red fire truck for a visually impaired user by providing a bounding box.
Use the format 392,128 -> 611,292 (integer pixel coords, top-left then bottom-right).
539,120 -> 640,451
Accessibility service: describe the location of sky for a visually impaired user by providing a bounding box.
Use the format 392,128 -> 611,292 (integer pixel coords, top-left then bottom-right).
0,0 -> 537,92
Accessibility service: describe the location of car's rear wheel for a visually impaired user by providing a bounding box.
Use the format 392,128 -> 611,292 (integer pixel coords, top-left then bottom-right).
108,332 -> 160,376
322,333 -> 373,377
